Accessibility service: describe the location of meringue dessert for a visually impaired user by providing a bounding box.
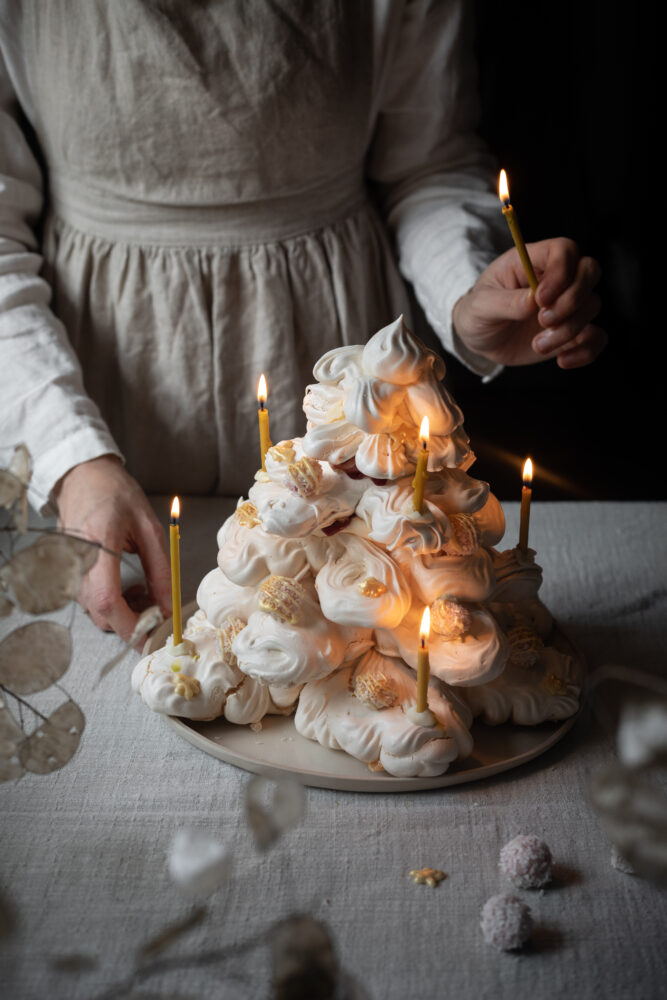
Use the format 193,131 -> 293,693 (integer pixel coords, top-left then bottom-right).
132,316 -> 583,778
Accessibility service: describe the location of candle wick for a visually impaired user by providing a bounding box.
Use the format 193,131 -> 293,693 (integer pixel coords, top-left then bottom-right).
259,401 -> 265,411
420,636 -> 425,650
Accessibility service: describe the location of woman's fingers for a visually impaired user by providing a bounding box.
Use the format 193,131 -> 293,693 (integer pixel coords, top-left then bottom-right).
556,325 -> 608,369
538,255 -> 601,329
532,294 -> 602,356
79,548 -> 138,641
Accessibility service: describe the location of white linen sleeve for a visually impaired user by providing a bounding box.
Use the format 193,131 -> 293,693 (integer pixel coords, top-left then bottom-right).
367,0 -> 511,378
0,52 -> 122,514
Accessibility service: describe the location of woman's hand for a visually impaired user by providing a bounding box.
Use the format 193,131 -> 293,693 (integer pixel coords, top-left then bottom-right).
452,238 -> 607,369
55,456 -> 172,641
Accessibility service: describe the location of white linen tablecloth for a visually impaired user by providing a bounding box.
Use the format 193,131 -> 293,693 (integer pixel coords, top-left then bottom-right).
2,500 -> 666,999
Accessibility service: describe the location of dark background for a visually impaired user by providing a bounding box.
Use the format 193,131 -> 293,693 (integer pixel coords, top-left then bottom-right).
437,2 -> 656,500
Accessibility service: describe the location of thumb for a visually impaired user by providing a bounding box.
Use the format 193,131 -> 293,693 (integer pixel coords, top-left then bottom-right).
135,517 -> 173,617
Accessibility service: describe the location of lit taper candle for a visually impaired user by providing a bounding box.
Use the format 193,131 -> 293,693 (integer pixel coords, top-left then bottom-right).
412,416 -> 430,513
519,458 -> 533,553
498,169 -> 538,293
169,496 -> 183,646
257,374 -> 272,471
416,605 -> 431,713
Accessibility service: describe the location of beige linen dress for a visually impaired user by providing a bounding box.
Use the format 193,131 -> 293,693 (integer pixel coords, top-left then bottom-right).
0,0 -> 505,511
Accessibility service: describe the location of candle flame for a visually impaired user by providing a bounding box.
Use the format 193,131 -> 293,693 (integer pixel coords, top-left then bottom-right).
523,458 -> 533,485
419,415 -> 430,448
498,169 -> 510,206
419,605 -> 430,643
171,496 -> 180,519
257,373 -> 267,406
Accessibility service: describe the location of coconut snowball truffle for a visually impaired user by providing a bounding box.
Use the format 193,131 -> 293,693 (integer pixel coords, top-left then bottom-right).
499,834 -> 553,889
480,894 -> 533,950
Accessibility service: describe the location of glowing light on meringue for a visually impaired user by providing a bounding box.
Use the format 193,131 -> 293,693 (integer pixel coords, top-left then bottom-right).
519,458 -> 533,554
257,374 -> 272,471
417,605 -> 430,712
498,169 -> 538,293
169,496 -> 182,646
412,416 -> 430,513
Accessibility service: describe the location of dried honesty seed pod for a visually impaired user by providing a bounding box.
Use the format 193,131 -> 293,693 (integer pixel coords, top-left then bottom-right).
357,576 -> 387,598
0,621 -> 72,695
286,456 -> 323,498
267,440 -> 296,464
18,699 -> 85,775
431,596 -> 471,641
271,915 -> 338,1000
353,669 -> 398,711
0,470 -> 23,510
0,534 -> 99,614
443,513 -> 480,556
0,444 -> 31,509
258,575 -> 307,625
507,626 -> 543,669
170,674 -> 201,700
0,698 -> 25,783
246,774 -> 305,851
219,617 -> 246,667
235,501 -> 261,528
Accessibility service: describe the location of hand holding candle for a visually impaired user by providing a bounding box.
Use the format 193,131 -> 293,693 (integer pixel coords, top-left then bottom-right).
257,374 -> 272,471
498,169 -> 538,293
519,458 -> 533,553
169,496 -> 182,646
412,416 -> 429,513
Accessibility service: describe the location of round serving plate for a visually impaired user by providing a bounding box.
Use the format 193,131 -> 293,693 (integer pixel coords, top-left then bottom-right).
146,603 -> 584,793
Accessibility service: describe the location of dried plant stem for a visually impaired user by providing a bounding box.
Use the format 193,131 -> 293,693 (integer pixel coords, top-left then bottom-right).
92,930 -> 267,1000
0,685 -> 48,723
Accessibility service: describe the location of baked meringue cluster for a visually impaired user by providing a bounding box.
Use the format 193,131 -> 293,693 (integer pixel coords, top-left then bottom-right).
132,316 -> 583,778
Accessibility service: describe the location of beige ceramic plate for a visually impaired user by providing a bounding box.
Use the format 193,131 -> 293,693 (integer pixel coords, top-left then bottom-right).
147,603 -> 584,793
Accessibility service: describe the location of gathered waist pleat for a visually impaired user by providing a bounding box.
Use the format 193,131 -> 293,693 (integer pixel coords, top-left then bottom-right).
47,168 -> 368,248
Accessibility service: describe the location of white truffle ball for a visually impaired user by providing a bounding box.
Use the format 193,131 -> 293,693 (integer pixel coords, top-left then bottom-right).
480,894 -> 533,951
499,834 -> 552,889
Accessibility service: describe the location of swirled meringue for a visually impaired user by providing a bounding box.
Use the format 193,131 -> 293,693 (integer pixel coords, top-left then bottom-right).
353,478 -> 452,555
231,586 -> 358,688
315,533 -> 411,628
376,601 -> 508,687
343,376 -> 406,433
489,547 -> 543,602
302,418 -> 365,466
395,547 -> 496,604
312,345 -> 364,385
131,612 -> 274,724
461,647 -> 583,725
354,427 -> 415,479
196,568 -> 258,626
217,510 -> 311,583
294,653 -> 473,777
302,383 -> 345,424
249,471 -> 365,539
403,375 -> 464,437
